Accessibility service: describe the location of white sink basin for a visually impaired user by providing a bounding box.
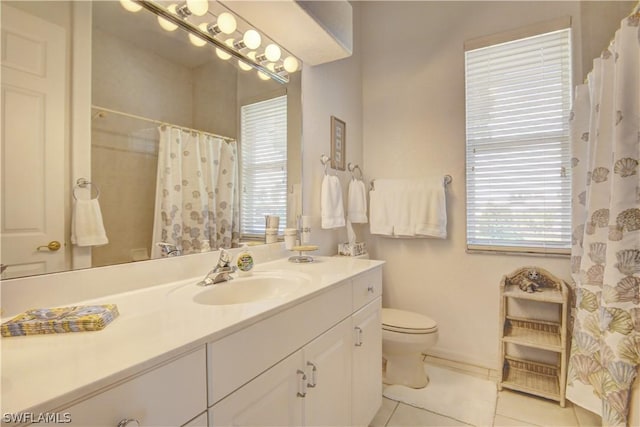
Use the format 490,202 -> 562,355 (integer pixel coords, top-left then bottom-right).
192,273 -> 307,306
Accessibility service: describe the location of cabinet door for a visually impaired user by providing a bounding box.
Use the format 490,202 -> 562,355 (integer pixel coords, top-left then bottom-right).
210,350 -> 304,427
303,318 -> 352,426
352,298 -> 382,427
43,348 -> 207,426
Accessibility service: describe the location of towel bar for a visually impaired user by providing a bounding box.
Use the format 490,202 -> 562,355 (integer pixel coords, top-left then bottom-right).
370,175 -> 452,190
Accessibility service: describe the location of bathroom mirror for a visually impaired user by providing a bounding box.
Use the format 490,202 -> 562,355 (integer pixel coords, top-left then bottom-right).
0,1 -> 302,279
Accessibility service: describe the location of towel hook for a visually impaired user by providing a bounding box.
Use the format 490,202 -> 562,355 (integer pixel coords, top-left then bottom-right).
73,178 -> 101,200
347,162 -> 363,181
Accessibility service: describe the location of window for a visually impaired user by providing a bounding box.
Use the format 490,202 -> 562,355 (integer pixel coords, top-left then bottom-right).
240,95 -> 287,237
465,26 -> 572,254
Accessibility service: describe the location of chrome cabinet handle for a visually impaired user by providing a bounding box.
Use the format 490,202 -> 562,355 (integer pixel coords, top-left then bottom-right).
296,369 -> 307,397
117,419 -> 140,427
354,326 -> 363,346
36,241 -> 62,251
367,285 -> 374,294
306,361 -> 317,388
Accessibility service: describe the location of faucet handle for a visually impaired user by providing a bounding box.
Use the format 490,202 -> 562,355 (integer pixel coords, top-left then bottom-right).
157,242 -> 180,256
217,248 -> 232,267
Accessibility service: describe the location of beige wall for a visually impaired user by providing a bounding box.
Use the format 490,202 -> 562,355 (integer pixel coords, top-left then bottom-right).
353,1 -> 631,369
360,0 -> 577,367
580,1 -> 636,81
301,2 -> 363,253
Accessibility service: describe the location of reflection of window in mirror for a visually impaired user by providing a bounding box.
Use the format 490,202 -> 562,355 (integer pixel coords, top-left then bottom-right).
240,95 -> 288,238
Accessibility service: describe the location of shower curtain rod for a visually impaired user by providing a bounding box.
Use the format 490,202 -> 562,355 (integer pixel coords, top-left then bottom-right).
91,105 -> 235,142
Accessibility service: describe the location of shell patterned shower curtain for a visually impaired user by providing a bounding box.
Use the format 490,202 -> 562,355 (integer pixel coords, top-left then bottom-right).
567,12 -> 639,426
152,126 -> 239,258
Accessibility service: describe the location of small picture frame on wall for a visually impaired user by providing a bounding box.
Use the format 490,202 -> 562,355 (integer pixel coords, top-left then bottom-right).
330,116 -> 346,171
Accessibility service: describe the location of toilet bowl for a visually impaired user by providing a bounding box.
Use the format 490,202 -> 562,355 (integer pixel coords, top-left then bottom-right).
382,308 -> 438,388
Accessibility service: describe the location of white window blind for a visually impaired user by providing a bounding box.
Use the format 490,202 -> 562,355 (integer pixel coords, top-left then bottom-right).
465,28 -> 572,254
240,95 -> 287,237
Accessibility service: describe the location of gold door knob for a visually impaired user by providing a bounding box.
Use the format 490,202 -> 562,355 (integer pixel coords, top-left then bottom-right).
37,241 -> 62,252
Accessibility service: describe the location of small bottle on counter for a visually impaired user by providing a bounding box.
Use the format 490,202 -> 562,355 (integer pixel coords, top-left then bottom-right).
235,244 -> 254,276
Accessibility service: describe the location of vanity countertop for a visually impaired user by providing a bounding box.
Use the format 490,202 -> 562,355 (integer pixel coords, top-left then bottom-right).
1,256 -> 383,417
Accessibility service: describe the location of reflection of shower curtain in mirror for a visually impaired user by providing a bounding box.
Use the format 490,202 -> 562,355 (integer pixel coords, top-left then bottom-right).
152,126 -> 239,258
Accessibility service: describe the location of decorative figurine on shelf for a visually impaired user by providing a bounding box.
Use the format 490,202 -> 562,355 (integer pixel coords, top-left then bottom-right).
505,267 -> 562,293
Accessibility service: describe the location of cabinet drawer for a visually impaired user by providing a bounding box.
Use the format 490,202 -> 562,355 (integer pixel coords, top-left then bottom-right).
54,347 -> 207,426
352,268 -> 382,311
208,280 -> 351,406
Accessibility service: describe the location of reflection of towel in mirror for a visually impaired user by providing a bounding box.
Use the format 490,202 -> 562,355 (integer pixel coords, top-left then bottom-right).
321,175 -> 345,229
347,179 -> 368,223
71,199 -> 109,246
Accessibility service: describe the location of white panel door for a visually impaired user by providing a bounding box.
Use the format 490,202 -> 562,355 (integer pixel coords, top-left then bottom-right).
352,298 -> 383,427
303,318 -> 352,427
1,4 -> 67,278
210,350 -> 304,426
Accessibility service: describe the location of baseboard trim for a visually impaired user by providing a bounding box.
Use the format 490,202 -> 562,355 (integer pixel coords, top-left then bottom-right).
423,353 -> 500,382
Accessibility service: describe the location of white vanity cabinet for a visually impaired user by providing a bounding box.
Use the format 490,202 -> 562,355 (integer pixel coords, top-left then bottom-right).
208,266 -> 383,427
302,317 -> 353,425
210,350 -> 304,426
45,347 -> 207,427
9,262 -> 383,427
351,268 -> 383,426
211,318 -> 353,426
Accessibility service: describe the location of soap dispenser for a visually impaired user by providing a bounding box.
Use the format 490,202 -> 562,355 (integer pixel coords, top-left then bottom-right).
235,244 -> 254,276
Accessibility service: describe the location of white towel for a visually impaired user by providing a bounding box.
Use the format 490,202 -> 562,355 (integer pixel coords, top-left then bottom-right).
347,179 -> 368,223
369,182 -> 396,236
71,199 -> 109,246
321,175 -> 345,229
413,181 -> 447,239
369,179 -> 447,239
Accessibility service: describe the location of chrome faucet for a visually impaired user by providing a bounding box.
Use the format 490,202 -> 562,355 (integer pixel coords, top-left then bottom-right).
156,242 -> 181,257
198,248 -> 237,286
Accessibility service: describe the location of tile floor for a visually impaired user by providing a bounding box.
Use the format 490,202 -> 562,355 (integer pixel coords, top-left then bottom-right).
370,366 -> 602,427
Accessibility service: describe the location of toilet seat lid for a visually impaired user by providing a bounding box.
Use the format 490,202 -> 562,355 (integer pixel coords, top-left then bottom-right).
382,308 -> 437,333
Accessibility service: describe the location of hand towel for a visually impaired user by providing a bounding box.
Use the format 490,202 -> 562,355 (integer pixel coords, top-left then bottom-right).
71,199 -> 109,246
321,175 -> 345,229
347,179 -> 368,223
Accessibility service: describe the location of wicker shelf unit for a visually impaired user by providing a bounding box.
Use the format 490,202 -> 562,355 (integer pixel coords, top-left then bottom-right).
498,267 -> 569,407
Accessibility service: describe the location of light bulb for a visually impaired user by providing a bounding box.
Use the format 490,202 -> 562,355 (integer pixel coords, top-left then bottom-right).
238,52 -> 256,71
189,23 -> 208,47
243,29 -> 261,50
158,4 -> 179,32
283,56 -> 299,73
264,44 -> 281,62
217,12 -> 237,34
266,63 -> 276,72
257,70 -> 271,81
215,38 -> 235,60
120,0 -> 142,12
186,0 -> 208,16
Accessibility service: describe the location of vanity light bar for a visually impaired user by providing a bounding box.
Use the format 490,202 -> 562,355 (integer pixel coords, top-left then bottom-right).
133,0 -> 291,84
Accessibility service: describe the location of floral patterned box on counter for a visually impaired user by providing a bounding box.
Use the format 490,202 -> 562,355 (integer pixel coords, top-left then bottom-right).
1,304 -> 119,337
337,242 -> 367,257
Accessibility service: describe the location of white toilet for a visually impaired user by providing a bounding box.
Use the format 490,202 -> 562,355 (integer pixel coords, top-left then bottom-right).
382,308 -> 438,388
